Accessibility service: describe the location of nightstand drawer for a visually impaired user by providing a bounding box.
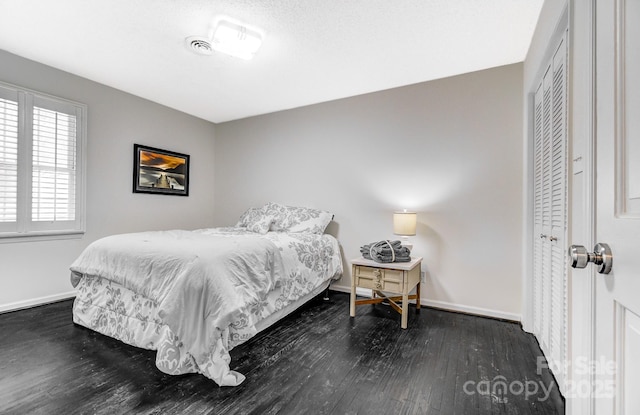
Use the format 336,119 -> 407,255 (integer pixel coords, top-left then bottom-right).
354,265 -> 403,292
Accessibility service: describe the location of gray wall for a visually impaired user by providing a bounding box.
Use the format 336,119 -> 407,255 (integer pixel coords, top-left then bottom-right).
214,64 -> 524,319
0,50 -> 217,309
0,49 -> 525,320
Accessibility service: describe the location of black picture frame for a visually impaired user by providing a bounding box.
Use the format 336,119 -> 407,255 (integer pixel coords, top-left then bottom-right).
133,144 -> 190,196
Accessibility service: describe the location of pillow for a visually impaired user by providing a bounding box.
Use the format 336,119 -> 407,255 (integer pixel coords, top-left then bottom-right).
264,202 -> 333,234
235,207 -> 263,227
245,214 -> 274,234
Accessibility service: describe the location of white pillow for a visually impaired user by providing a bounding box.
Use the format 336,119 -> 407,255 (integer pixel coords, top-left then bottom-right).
235,207 -> 263,227
264,202 -> 333,234
246,214 -> 274,234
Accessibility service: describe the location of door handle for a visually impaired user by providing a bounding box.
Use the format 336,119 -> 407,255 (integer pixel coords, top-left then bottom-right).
569,243 -> 613,274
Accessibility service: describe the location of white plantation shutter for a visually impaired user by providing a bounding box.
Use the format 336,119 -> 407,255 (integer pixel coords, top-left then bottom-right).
0,89 -> 19,231
531,34 -> 567,387
0,82 -> 85,239
32,103 -> 77,222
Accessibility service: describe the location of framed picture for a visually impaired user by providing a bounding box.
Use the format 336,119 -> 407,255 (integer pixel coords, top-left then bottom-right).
133,144 -> 190,196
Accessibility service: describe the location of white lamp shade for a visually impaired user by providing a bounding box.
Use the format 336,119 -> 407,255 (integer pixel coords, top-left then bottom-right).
393,211 -> 417,236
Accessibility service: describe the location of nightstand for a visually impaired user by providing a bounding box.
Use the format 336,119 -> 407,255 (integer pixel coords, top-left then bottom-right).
350,256 -> 423,329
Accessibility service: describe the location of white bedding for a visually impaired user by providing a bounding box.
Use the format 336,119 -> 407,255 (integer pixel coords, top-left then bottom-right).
70,227 -> 342,386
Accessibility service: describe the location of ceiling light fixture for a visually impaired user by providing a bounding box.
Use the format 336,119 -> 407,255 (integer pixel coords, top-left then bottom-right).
210,19 -> 263,60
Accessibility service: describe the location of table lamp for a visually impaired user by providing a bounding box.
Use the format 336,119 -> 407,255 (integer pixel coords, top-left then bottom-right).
393,210 -> 417,251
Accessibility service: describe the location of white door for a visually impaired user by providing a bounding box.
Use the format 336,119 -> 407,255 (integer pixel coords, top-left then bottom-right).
577,0 -> 640,413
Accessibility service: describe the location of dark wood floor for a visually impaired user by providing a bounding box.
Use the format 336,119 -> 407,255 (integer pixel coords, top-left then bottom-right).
0,292 -> 564,414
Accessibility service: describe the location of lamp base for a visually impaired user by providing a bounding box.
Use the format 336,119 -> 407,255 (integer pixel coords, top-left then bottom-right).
399,236 -> 413,252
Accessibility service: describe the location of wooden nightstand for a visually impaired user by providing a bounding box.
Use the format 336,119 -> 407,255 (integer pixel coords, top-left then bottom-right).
350,256 -> 423,329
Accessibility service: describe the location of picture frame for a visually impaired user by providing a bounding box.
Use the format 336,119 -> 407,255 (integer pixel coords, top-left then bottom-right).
133,144 -> 190,196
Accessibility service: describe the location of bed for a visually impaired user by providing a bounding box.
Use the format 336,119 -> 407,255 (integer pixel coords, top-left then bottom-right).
69,203 -> 343,386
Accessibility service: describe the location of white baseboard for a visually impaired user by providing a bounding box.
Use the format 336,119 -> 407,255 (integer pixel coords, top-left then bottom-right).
329,284 -> 521,322
3,286 -> 521,323
419,298 -> 521,322
0,290 -> 76,314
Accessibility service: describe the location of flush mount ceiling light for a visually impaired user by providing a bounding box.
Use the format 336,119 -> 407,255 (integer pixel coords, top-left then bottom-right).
210,19 -> 263,60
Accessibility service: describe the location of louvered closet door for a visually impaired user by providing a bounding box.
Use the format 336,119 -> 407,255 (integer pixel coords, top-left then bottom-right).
532,33 -> 567,387
533,80 -> 544,339
548,35 -> 567,376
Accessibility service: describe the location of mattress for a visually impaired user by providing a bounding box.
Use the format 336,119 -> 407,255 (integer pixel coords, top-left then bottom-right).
70,227 -> 342,386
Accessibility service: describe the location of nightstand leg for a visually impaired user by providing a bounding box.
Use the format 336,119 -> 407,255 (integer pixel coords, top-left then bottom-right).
350,265 -> 356,317
416,282 -> 421,309
401,292 -> 409,329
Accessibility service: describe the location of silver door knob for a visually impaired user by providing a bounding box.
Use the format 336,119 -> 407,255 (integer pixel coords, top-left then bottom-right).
569,243 -> 613,274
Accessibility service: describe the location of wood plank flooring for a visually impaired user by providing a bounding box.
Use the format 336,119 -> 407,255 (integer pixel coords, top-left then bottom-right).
0,292 -> 564,414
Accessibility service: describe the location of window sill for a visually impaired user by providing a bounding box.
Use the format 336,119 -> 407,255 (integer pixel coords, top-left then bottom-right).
0,231 -> 85,244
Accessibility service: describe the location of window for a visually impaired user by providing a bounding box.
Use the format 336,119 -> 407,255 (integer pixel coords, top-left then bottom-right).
0,82 -> 86,239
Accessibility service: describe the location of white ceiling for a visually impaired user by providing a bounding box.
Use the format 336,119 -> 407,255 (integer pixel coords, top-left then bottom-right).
0,0 -> 543,123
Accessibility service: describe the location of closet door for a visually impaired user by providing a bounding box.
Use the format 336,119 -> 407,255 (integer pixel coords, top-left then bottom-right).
548,35 -> 567,375
532,33 -> 567,387
533,78 -> 544,340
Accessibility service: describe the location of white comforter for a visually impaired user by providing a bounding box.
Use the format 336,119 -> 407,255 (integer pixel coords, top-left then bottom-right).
70,227 -> 342,386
